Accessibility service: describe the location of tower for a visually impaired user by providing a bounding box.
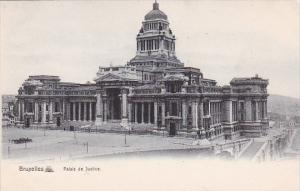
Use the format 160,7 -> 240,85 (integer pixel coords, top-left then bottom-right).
128,1 -> 183,70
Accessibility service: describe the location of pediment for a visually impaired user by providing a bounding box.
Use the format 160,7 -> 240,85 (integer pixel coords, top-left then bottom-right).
96,73 -> 125,82
162,74 -> 189,81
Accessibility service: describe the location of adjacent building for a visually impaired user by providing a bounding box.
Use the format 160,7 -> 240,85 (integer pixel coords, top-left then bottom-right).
2,95 -> 17,127
15,1 -> 269,140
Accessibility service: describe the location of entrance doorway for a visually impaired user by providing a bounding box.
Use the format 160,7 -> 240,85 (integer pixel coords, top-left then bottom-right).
107,88 -> 121,120
169,122 -> 176,136
25,118 -> 30,128
57,117 -> 61,127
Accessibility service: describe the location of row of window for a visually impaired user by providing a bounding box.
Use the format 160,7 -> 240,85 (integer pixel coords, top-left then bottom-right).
139,39 -> 159,51
210,102 -> 222,125
37,90 -> 96,95
143,73 -> 154,81
143,22 -> 168,31
138,39 -> 175,51
133,62 -> 179,67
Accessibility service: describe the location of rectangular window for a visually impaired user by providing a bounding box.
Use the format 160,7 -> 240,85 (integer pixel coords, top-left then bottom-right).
171,102 -> 177,116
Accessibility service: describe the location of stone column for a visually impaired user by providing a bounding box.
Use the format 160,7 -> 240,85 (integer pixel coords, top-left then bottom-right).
78,102 -> 81,121
62,99 -> 65,120
182,100 -> 187,127
245,99 -> 252,121
208,101 -> 211,116
199,101 -> 204,130
42,101 -> 46,123
34,102 -> 39,123
121,89 -> 128,125
66,102 -> 70,121
96,92 -> 103,126
237,101 -> 241,121
83,102 -> 86,120
128,103 -> 132,123
264,101 -> 268,119
18,101 -> 21,122
73,102 -> 76,121
122,90 -> 127,118
255,101 -> 259,121
192,101 -> 198,129
21,101 -> 24,122
135,103 -> 138,123
224,100 -> 233,123
104,101 -> 107,122
141,102 -> 144,123
148,102 -> 151,124
161,102 -> 165,127
49,101 -> 53,122
154,102 -> 158,126
89,102 -> 92,121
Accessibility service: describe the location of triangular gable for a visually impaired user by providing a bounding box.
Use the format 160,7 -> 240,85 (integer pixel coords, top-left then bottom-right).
95,73 -> 125,82
162,74 -> 188,81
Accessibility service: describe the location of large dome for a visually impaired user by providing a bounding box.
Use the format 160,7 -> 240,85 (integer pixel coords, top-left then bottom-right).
144,2 -> 168,21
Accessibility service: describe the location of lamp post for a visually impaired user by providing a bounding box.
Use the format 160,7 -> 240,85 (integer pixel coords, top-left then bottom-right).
84,142 -> 89,153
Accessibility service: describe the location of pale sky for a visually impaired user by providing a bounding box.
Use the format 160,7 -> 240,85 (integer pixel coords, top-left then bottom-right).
1,0 -> 299,98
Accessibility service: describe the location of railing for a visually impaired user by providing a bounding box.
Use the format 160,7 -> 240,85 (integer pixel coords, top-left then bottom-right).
34,90 -> 97,96
133,88 -> 161,94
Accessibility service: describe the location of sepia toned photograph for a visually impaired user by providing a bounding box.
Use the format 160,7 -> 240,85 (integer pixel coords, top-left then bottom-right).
1,0 -> 299,191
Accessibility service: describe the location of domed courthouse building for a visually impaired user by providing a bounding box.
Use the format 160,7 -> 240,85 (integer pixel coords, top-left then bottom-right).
16,2 -> 269,140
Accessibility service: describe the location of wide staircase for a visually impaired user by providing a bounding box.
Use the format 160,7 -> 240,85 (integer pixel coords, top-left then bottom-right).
239,141 -> 265,160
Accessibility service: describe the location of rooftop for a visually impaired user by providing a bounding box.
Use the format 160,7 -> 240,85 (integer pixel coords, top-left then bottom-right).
144,1 -> 168,21
28,75 -> 60,81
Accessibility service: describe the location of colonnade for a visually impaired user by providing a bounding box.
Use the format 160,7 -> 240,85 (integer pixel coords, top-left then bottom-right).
17,100 -> 55,124
245,99 -> 268,122
69,102 -> 95,121
129,102 -> 158,124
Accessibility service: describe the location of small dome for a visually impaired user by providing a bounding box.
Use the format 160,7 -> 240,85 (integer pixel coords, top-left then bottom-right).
144,2 -> 168,20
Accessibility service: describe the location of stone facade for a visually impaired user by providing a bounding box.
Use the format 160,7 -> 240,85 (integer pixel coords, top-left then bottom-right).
15,2 -> 269,140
